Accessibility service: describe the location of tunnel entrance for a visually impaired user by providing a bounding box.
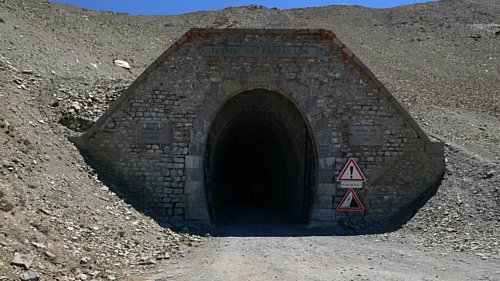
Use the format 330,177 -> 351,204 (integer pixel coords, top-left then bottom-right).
205,90 -> 316,224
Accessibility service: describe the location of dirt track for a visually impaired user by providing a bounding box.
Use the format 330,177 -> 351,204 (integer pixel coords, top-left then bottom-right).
152,223 -> 500,281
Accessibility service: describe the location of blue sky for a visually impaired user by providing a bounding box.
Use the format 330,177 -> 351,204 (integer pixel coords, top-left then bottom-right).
50,0 -> 435,15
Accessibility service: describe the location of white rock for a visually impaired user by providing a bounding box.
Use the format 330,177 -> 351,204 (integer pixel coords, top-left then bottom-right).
44,251 -> 56,258
71,102 -> 81,111
31,242 -> 46,249
11,253 -> 32,269
113,60 -> 130,69
76,273 -> 88,280
80,256 -> 91,264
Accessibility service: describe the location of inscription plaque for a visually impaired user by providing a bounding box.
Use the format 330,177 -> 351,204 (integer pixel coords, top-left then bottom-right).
349,125 -> 383,146
202,45 -> 318,58
136,122 -> 172,144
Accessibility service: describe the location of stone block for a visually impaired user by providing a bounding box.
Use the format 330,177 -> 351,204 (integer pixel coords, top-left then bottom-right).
185,156 -> 202,169
317,183 -> 335,196
187,192 -> 206,207
318,169 -> 334,182
319,157 -> 336,170
186,168 -> 203,182
311,209 -> 334,222
185,207 -> 211,221
313,195 -> 333,209
185,181 -> 202,194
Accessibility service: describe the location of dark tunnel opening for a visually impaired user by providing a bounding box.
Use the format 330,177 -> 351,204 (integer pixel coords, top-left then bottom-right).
214,121 -> 293,222
205,90 -> 316,224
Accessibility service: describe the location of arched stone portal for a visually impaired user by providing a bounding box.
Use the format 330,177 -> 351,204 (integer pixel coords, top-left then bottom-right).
72,28 -> 445,229
205,90 -> 316,223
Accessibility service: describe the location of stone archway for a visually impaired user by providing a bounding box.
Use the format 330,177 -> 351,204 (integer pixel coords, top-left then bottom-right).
204,89 -> 317,223
75,29 -> 445,227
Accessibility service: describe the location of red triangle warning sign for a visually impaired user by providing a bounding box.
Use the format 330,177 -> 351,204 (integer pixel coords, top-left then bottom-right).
337,158 -> 366,182
336,189 -> 364,211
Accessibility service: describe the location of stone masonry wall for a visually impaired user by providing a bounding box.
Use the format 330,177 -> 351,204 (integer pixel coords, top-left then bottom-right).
78,29 -> 445,226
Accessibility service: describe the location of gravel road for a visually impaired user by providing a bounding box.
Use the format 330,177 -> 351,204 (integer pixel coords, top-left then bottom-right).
152,223 -> 500,281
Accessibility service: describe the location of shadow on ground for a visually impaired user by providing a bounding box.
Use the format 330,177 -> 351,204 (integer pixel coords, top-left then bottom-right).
180,204 -> 396,238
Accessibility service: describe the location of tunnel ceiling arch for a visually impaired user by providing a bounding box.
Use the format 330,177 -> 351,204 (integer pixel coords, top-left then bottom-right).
205,89 -> 316,223
72,28 -> 445,227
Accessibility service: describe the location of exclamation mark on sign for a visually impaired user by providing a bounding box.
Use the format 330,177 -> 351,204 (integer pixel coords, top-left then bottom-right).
350,166 -> 354,178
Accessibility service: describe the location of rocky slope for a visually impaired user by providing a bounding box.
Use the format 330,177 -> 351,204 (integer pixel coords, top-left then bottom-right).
0,0 -> 498,280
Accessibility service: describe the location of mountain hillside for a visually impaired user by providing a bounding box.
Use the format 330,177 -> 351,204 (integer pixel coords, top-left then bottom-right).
0,0 -> 498,279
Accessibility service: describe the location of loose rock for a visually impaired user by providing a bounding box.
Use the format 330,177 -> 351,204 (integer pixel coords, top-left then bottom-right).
76,273 -> 88,280
31,242 -> 46,249
80,256 -> 91,265
20,270 -> 39,281
43,251 -> 56,258
11,253 -> 33,269
113,60 -> 130,69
